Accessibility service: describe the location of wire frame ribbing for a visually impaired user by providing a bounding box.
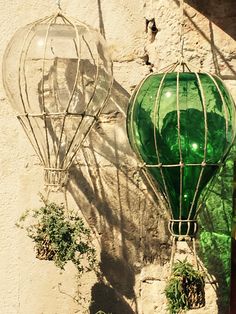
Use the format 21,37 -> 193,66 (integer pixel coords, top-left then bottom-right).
3,10 -> 113,188
127,61 -> 236,239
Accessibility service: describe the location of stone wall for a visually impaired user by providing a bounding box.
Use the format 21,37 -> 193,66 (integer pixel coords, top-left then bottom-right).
0,0 -> 235,313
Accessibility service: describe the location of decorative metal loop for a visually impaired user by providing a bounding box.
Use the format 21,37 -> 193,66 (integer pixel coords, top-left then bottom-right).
168,219 -> 198,239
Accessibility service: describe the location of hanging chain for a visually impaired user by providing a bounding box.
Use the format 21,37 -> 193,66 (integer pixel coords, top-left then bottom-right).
179,0 -> 185,64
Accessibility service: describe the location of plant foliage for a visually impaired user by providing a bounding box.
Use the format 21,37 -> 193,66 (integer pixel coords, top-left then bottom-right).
198,154 -> 235,309
165,259 -> 205,314
16,198 -> 96,273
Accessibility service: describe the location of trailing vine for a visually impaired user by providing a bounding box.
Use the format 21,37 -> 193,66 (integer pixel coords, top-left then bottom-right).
16,197 -> 96,274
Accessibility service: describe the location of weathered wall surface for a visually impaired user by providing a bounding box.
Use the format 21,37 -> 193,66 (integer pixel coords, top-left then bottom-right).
0,0 -> 235,313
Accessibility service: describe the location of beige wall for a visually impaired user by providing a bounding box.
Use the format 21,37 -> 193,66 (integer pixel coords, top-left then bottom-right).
0,0 -> 235,313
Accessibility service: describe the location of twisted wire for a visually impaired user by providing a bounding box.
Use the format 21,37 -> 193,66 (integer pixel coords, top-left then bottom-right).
57,0 -> 62,10
179,0 -> 185,63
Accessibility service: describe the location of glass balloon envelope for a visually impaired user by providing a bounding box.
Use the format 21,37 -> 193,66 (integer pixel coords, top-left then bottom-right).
2,11 -> 113,188
127,68 -> 236,238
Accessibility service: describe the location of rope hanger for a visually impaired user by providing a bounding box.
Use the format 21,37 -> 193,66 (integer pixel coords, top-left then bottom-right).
179,0 -> 185,64
56,0 -> 62,11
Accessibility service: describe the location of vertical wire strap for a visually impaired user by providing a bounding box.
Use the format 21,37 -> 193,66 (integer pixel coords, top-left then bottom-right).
63,13 -> 113,170
176,72 -> 183,231
45,185 -> 51,202
188,72 -> 207,221
60,14 -> 82,113
41,14 -> 59,168
80,35 -> 100,110
128,73 -> 172,213
59,21 -> 93,168
195,171 -> 218,217
63,186 -> 69,217
18,16 -> 54,166
127,73 -> 154,162
169,236 -> 177,276
17,117 -> 44,164
192,238 -> 198,269
54,14 -> 82,169
153,73 -> 173,216
65,66 -> 113,171
141,168 -> 171,218
205,73 -> 229,154
195,74 -> 233,217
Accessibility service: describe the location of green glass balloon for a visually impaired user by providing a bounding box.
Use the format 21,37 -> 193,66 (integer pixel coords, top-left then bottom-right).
127,72 -> 236,237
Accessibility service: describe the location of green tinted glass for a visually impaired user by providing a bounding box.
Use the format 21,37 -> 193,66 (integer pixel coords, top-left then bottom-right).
127,72 -> 235,236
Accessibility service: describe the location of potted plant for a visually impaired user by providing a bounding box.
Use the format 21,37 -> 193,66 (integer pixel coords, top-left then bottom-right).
165,259 -> 205,314
16,197 -> 96,273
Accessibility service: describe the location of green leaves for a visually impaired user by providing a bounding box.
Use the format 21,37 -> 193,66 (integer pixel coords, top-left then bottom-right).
165,260 -> 205,314
16,198 -> 96,273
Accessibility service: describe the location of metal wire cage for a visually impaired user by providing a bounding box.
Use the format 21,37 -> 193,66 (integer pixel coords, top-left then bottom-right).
127,62 -> 236,240
2,10 -> 113,188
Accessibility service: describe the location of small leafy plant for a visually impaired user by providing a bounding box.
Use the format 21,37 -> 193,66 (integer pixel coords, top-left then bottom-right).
16,197 -> 96,273
165,259 -> 205,314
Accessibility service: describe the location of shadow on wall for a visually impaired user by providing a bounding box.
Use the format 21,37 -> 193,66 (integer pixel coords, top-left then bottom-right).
89,282 -> 134,314
184,0 -> 236,41
174,0 -> 236,79
67,1 -> 236,313
68,78 -> 170,313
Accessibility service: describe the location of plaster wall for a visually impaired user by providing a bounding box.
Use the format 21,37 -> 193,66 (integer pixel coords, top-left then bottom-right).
0,0 -> 235,313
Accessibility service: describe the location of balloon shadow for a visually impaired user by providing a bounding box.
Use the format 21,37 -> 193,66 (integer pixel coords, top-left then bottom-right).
67,78 -> 170,313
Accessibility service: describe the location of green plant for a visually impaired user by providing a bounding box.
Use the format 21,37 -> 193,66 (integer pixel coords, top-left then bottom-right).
16,197 -> 96,273
165,259 -> 205,314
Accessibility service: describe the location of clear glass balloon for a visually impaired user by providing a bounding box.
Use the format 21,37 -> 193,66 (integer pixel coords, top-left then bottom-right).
2,13 -> 113,186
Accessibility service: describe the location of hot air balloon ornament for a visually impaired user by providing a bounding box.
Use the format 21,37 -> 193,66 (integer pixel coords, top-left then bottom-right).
127,0 -> 236,282
127,59 -> 236,309
127,60 -> 235,245
2,1 -> 113,271
2,2 -> 113,195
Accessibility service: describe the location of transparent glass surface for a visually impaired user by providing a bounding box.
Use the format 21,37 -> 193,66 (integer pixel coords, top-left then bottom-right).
127,72 -> 236,235
2,17 -> 112,172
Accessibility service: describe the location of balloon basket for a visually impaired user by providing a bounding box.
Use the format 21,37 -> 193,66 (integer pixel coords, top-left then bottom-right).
165,256 -> 205,311
35,237 -> 56,261
44,168 -> 68,190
